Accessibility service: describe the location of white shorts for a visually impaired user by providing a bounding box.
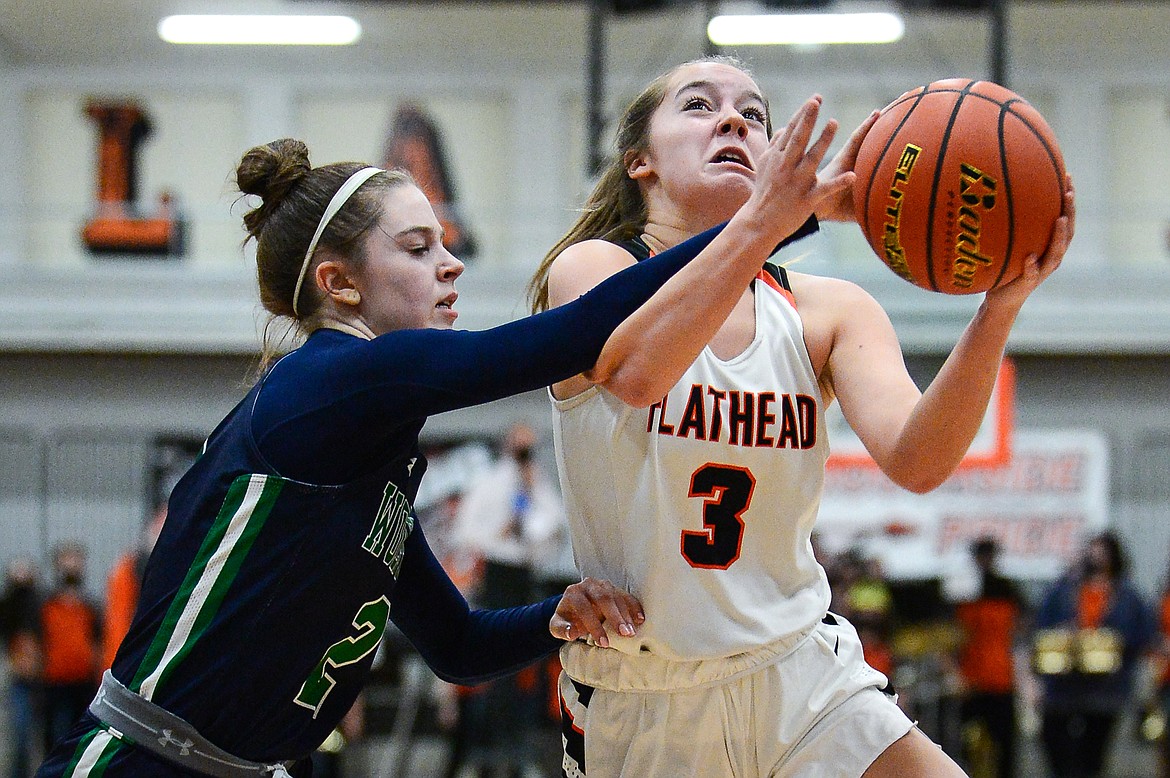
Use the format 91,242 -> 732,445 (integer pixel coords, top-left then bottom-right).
557,614 -> 913,778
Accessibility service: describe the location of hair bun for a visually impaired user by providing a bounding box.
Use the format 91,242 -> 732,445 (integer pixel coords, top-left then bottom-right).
237,139 -> 312,235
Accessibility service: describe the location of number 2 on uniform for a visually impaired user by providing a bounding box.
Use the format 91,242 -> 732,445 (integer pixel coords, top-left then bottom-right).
295,596 -> 390,718
681,463 -> 756,569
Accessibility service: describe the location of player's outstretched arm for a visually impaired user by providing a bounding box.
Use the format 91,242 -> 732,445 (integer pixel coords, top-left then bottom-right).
390,525 -> 643,684
827,180 -> 1075,493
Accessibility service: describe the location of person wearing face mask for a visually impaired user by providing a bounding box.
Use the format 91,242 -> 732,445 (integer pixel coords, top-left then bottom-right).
36,131 -> 824,778
1033,530 -> 1157,778
455,421 -> 566,611
447,421 -> 569,777
39,544 -> 101,756
528,55 -> 1074,777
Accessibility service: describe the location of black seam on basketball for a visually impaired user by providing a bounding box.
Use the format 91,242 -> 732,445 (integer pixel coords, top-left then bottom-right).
993,101 -> 1016,289
862,88 -> 931,234
885,87 -> 1016,115
925,80 -> 979,291
1007,102 -> 1066,285
1005,104 -> 1066,189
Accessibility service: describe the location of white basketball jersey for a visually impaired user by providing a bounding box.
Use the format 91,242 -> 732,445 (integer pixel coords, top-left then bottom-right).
552,268 -> 832,662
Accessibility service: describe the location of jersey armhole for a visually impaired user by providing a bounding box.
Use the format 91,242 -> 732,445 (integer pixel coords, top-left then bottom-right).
763,263 -> 791,291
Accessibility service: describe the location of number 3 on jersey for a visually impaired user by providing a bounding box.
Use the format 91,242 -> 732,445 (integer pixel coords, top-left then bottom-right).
681,463 -> 756,569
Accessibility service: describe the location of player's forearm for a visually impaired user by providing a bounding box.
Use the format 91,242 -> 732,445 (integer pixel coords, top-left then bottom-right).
391,527 -> 561,683
424,599 -> 562,685
885,301 -> 1017,491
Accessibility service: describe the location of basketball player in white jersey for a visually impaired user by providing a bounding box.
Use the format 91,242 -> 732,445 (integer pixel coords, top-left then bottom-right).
528,57 -> 1075,777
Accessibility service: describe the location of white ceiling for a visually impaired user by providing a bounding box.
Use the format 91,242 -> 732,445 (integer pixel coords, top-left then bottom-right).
5,0 -> 1169,78
2,1 -> 606,72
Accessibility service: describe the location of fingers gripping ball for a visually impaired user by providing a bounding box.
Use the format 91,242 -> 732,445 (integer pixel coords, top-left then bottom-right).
853,78 -> 1066,294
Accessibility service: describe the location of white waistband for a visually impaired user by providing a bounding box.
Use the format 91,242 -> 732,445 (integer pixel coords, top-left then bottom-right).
560,622 -> 818,693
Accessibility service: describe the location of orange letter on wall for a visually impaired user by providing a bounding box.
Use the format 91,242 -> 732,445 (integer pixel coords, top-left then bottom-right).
81,100 -> 183,256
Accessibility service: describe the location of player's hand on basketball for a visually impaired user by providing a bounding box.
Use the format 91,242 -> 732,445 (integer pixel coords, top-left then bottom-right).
986,174 -> 1076,307
551,577 -> 645,649
816,109 -> 882,223
744,95 -> 848,240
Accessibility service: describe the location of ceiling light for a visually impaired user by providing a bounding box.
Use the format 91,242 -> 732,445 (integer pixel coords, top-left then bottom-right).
158,15 -> 362,46
708,12 -> 904,45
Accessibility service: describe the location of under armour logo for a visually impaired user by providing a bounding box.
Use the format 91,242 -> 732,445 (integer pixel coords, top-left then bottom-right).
158,729 -> 194,756
94,687 -> 107,706
406,457 -> 417,476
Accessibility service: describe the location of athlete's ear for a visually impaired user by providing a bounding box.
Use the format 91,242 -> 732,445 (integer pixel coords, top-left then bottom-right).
316,257 -> 362,308
625,149 -> 652,181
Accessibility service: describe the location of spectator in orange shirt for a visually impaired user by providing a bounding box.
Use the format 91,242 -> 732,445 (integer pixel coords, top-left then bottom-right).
101,503 -> 166,671
39,542 -> 101,752
955,537 -> 1023,778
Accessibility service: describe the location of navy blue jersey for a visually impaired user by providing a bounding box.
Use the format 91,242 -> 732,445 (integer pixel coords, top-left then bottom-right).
39,223 -> 735,777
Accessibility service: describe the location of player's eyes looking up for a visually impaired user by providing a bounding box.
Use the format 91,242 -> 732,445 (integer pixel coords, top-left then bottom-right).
681,95 -> 766,126
682,95 -> 714,112
741,105 -> 767,124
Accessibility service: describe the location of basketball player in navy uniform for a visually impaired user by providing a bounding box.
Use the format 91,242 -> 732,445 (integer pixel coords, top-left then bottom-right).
37,127 -> 835,777
530,57 -> 1075,777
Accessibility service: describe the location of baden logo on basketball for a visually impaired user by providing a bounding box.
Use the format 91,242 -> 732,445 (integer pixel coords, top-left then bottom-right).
952,162 -> 998,290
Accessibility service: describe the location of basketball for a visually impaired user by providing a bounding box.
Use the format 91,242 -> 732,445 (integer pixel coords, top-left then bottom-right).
853,78 -> 1066,294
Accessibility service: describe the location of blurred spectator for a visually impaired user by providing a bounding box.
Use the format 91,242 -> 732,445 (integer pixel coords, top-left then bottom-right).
1156,561 -> 1170,778
39,542 -> 101,753
954,537 -> 1024,778
311,696 -> 364,778
834,549 -> 895,677
1033,530 -> 1157,778
101,502 -> 166,671
427,488 -> 486,778
826,546 -> 858,617
455,422 -> 565,608
0,557 -> 43,778
449,421 -> 567,778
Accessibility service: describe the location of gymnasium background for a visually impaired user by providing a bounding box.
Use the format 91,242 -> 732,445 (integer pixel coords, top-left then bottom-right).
0,0 -> 1169,772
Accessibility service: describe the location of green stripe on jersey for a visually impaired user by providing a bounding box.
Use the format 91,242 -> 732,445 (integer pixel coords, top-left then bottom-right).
63,727 -> 121,776
130,473 -> 284,698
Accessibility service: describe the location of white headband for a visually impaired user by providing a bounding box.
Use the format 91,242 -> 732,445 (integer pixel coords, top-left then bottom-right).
291,166 -> 384,316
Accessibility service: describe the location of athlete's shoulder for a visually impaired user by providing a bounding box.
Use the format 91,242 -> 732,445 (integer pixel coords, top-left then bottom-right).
552,238 -> 639,268
547,239 -> 639,309
786,270 -> 881,312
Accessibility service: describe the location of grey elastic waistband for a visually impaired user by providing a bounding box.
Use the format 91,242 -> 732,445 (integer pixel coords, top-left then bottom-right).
88,670 -> 295,778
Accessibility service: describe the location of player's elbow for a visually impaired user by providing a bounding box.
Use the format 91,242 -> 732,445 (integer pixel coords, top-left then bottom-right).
885,464 -> 952,494
877,452 -> 952,494
616,388 -> 667,409
585,356 -> 666,407
603,371 -> 671,409
897,475 -> 945,495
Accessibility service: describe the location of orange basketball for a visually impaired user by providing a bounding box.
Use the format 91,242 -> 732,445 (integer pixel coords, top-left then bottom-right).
853,78 -> 1066,294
